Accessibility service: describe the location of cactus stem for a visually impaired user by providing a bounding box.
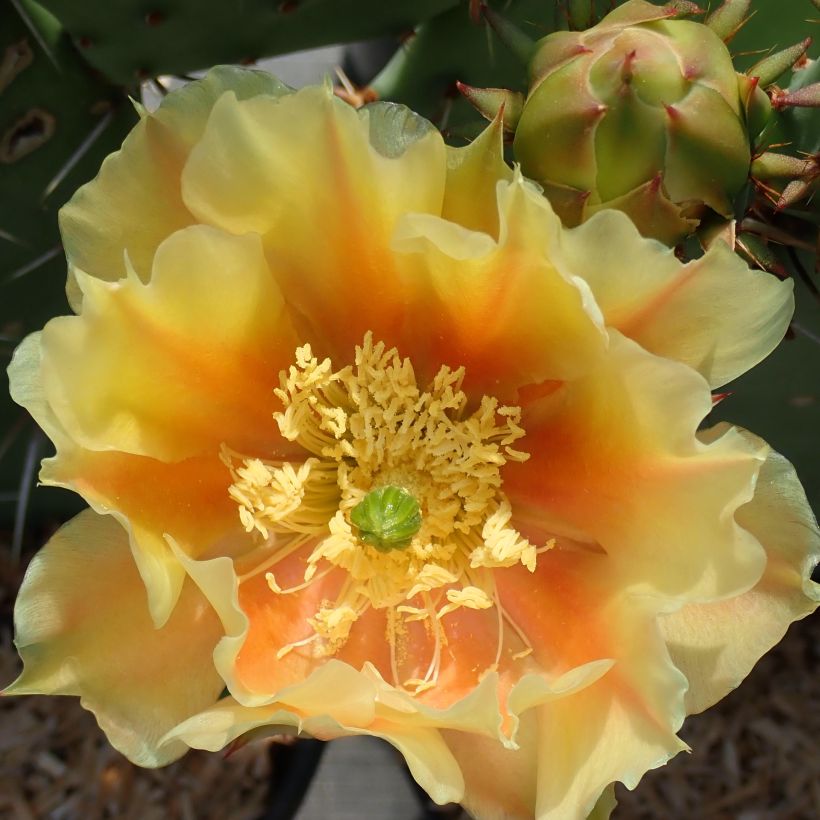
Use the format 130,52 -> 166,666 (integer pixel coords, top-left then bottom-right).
0,227 -> 28,247
589,103 -> 608,121
736,231 -> 789,277
663,1 -> 704,18
456,82 -> 524,131
751,176 -> 785,207
792,321 -> 820,346
741,218 -> 817,252
742,73 -> 760,99
776,178 -> 816,210
751,151 -> 816,181
11,427 -> 42,564
0,39 -> 34,93
567,0 -> 596,31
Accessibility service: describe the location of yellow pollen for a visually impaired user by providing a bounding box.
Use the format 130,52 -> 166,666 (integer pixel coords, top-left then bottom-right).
227,334 -> 550,689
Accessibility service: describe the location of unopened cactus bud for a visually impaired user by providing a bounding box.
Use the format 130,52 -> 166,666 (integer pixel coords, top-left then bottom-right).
513,0 -> 752,244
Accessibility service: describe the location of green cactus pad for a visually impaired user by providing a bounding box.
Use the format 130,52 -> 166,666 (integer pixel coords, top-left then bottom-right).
350,485 -> 422,553
33,0 -> 458,86
0,0 -> 135,523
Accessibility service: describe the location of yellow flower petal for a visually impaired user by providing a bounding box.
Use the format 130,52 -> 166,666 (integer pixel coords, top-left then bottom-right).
41,447 -> 246,626
507,331 -> 766,601
660,426 -> 820,714
60,66 -> 292,306
391,174 -> 607,394
447,548 -> 687,820
181,85 -> 446,360
8,331 -> 68,449
40,225 -> 298,461
5,511 -> 224,766
7,67 -> 814,820
556,209 -> 793,387
442,115 -> 513,237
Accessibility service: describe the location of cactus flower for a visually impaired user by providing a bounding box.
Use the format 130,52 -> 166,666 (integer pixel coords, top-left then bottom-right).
6,67 -> 818,819
514,0 -> 752,244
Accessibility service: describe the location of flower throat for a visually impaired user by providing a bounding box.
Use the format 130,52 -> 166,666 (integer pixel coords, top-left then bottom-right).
224,334 -> 552,692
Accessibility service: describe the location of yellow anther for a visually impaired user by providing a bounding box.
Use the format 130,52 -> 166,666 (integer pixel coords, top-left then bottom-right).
226,334 -> 546,683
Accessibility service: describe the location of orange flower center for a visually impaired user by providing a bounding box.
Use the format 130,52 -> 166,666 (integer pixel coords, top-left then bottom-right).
224,334 -> 553,692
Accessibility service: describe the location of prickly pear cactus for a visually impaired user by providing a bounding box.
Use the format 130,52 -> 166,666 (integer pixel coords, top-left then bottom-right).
32,0 -> 458,86
513,0 -> 752,244
0,0 -> 136,524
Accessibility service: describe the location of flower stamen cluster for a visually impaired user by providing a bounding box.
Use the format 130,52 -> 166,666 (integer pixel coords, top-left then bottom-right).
225,333 -> 550,690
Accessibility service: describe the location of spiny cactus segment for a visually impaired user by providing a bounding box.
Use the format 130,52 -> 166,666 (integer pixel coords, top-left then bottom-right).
0,0 -> 135,523
32,0 -> 458,86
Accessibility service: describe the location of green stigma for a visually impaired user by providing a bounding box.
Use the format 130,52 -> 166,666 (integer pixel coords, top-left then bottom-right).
350,485 -> 422,553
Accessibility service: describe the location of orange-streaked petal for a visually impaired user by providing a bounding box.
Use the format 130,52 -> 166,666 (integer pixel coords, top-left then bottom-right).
39,226 -> 298,462
556,209 -> 793,388
390,174 -> 606,395
492,550 -> 687,820
180,85 -> 447,360
41,445 -> 245,627
5,511 -> 224,766
60,66 -> 292,303
507,331 -> 766,601
661,427 -> 820,714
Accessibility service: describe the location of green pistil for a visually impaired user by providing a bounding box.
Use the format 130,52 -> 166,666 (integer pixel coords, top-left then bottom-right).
350,485 -> 422,553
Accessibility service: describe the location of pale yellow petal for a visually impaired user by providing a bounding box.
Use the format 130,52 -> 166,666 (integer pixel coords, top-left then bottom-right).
165,694 -> 467,807
556,208 -> 794,387
587,786 -> 617,820
507,332 -> 766,601
41,445 -> 247,627
180,86 -> 447,360
661,427 -> 820,714
60,66 -> 292,302
5,511 -> 224,766
443,724 -> 537,820
390,174 -> 607,395
40,226 -> 298,461
443,116 -> 513,237
8,331 -> 68,448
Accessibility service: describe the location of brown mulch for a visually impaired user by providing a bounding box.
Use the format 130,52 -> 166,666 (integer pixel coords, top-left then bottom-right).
0,543 -> 817,819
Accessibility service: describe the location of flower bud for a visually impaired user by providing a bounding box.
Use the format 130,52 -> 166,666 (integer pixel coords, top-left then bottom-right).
514,0 -> 751,244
